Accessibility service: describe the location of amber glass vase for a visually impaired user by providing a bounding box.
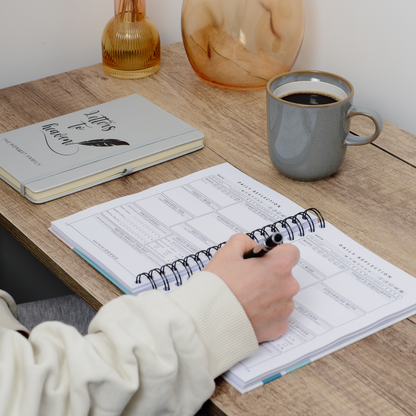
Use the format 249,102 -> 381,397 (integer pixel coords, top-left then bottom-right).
102,0 -> 160,79
181,0 -> 304,90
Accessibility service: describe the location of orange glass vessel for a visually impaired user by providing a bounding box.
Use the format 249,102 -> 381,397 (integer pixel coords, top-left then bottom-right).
181,0 -> 304,90
102,0 -> 160,79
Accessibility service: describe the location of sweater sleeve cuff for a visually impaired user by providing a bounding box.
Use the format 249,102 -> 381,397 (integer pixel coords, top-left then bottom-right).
168,271 -> 258,379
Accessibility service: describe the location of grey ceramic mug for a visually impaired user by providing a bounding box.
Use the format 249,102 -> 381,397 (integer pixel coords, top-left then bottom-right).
267,71 -> 383,181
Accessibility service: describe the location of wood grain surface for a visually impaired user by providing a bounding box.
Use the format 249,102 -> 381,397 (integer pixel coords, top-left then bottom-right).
1,42 -> 416,415
351,115 -> 416,168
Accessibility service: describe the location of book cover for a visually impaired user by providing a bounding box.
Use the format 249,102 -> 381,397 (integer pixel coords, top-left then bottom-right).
0,94 -> 204,203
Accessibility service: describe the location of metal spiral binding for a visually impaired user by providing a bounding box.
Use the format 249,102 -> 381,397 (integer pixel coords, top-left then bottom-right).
136,208 -> 325,291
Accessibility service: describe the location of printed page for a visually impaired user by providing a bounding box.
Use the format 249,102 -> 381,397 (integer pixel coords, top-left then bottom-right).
51,163 -> 308,294
224,221 -> 416,392
51,162 -> 416,392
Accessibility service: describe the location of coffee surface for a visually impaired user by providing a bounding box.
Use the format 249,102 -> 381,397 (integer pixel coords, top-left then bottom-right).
279,91 -> 340,105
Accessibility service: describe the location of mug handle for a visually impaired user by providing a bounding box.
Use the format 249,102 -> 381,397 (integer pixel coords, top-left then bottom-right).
343,105 -> 383,146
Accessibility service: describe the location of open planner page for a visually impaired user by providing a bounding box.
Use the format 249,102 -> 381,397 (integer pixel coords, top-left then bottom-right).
51,162 -> 416,394
223,221 -> 416,393
51,163 -> 308,294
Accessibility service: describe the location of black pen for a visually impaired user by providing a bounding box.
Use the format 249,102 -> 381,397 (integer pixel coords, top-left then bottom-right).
243,232 -> 284,259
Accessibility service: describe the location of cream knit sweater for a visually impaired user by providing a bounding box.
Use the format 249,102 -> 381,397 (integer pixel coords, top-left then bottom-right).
0,271 -> 258,416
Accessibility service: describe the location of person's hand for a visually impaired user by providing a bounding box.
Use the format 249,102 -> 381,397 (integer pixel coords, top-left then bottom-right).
204,233 -> 300,343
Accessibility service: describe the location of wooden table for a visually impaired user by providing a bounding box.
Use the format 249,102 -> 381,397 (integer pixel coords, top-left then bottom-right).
1,42 -> 416,415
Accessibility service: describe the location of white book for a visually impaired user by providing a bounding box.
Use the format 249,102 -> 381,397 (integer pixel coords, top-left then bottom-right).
0,94 -> 204,203
50,163 -> 416,393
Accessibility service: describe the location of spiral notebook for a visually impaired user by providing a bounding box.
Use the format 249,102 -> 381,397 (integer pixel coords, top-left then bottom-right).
50,163 -> 326,294
50,163 -> 416,393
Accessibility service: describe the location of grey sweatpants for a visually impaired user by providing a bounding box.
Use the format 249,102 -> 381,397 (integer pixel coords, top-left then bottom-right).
17,294 -> 96,335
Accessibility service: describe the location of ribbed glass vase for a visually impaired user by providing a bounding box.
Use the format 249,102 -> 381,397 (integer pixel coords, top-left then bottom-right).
181,0 -> 304,90
102,0 -> 160,79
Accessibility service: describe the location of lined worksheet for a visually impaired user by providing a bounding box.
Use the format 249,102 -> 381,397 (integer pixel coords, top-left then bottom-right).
51,163 -> 305,293
51,163 -> 416,394
224,221 -> 416,393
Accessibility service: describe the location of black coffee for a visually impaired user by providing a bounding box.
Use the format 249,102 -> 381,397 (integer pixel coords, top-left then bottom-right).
280,91 -> 340,105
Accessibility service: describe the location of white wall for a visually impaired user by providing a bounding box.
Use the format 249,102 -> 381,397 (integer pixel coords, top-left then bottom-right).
293,0 -> 416,137
0,0 -> 183,90
1,0 -> 416,136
